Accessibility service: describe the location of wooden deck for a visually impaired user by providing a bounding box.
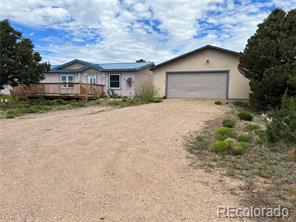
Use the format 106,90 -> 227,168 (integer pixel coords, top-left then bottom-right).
11,83 -> 104,100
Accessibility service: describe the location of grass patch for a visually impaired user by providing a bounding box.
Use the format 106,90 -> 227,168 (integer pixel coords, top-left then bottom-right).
238,112 -> 253,121
185,106 -> 296,217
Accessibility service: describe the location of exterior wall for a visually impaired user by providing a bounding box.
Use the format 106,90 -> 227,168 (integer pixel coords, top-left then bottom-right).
0,85 -> 12,95
43,68 -> 104,85
105,72 -> 135,97
134,68 -> 153,94
153,48 -> 250,99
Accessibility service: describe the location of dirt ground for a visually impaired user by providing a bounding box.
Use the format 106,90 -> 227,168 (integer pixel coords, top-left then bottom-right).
0,99 -> 245,221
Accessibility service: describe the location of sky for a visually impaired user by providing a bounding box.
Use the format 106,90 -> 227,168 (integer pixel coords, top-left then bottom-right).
0,0 -> 295,65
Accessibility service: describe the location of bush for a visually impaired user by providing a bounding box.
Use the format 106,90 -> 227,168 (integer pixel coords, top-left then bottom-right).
214,101 -> 222,105
190,135 -> 209,151
211,140 -> 230,153
135,86 -> 157,103
222,118 -> 236,128
162,96 -> 167,99
215,127 -> 237,141
70,102 -> 86,108
233,100 -> 249,108
150,97 -> 163,103
232,142 -> 249,155
246,123 -> 260,131
237,133 -> 252,143
238,112 -> 253,121
6,113 -> 15,119
266,96 -> 296,144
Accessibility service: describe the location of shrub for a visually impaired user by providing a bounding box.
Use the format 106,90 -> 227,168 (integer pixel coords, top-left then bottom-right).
215,127 -> 237,141
151,97 -> 163,103
214,101 -> 222,105
225,138 -> 237,148
266,96 -> 296,144
233,100 -> 249,108
246,123 -> 260,131
237,133 -> 252,143
135,85 -> 157,103
50,99 -> 67,105
70,102 -> 86,108
211,140 -> 230,153
232,142 -> 249,155
254,129 -> 267,145
6,113 -> 15,119
222,118 -> 236,128
190,135 -> 209,151
162,96 -> 167,99
238,112 -> 253,121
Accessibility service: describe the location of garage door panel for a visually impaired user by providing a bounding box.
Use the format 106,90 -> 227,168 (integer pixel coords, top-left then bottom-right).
167,72 -> 227,99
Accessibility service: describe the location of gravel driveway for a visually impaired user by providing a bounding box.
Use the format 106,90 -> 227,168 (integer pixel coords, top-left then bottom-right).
0,99 -> 243,221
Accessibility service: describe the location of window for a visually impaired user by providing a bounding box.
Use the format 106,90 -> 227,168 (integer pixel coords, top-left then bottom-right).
109,74 -> 120,89
60,75 -> 74,87
87,73 -> 97,84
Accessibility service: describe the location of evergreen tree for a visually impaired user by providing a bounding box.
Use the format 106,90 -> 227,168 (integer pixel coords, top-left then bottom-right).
238,8 -> 296,110
0,19 -> 50,89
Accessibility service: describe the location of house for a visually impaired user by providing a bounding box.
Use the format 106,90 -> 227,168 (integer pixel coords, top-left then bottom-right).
43,59 -> 154,97
7,59 -> 154,99
152,45 -> 250,99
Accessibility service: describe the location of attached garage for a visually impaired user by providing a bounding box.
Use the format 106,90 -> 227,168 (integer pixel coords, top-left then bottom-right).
167,71 -> 228,99
152,45 -> 250,99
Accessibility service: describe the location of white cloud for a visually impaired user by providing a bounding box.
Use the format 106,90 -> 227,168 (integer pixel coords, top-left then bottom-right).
0,0 -> 295,64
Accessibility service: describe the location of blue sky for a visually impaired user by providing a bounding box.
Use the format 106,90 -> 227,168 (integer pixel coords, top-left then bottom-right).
0,0 -> 295,64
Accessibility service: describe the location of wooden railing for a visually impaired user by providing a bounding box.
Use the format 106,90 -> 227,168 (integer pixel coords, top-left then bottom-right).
11,83 -> 104,100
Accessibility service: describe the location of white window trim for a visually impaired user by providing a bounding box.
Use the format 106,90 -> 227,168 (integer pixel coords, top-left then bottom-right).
109,74 -> 121,90
87,73 -> 97,84
60,74 -> 75,88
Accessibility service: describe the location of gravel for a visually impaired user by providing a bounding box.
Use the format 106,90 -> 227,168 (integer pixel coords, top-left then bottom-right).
0,99 -> 244,221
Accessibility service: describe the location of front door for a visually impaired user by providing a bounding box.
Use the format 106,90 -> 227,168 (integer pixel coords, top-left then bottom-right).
87,74 -> 97,84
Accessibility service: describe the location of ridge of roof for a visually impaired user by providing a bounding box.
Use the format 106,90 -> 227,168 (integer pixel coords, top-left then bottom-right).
151,45 -> 240,70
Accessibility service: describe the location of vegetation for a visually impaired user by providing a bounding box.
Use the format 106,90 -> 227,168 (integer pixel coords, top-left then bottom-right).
185,103 -> 296,214
222,118 -> 236,128
0,96 -> 88,118
215,127 -> 237,141
214,100 -> 222,105
266,96 -> 296,145
0,19 -> 50,90
232,100 -> 249,108
211,140 -> 230,153
238,112 -> 253,121
238,9 -> 296,110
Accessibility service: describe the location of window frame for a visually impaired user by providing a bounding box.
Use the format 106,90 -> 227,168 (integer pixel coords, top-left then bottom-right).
109,74 -> 121,90
60,74 -> 75,88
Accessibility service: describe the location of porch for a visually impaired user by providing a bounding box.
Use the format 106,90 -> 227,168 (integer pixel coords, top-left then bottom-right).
11,83 -> 105,100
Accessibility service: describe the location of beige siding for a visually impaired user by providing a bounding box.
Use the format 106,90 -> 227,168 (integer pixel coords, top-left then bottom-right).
134,68 -> 153,94
153,48 -> 250,99
105,72 -> 135,97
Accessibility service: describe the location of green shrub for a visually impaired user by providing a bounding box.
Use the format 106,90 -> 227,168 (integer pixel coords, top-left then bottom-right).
135,85 -> 157,103
151,97 -> 163,103
162,96 -> 167,99
6,113 -> 15,119
222,118 -> 236,128
190,135 -> 209,151
50,99 -> 68,105
246,123 -> 260,131
266,96 -> 296,144
232,142 -> 249,155
70,102 -> 86,108
233,100 -> 249,108
211,140 -> 230,153
215,127 -> 237,141
214,101 -> 222,105
225,138 -> 237,148
237,133 -> 252,143
254,129 -> 267,145
238,112 -> 253,121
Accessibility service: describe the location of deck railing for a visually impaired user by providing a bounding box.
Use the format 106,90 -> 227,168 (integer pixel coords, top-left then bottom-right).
11,83 -> 104,100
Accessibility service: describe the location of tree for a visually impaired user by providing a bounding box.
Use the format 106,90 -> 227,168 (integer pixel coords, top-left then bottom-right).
0,19 -> 50,89
136,59 -> 146,63
238,8 -> 296,110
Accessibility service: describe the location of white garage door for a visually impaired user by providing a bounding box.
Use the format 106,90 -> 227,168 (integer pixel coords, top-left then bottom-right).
167,72 -> 228,99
